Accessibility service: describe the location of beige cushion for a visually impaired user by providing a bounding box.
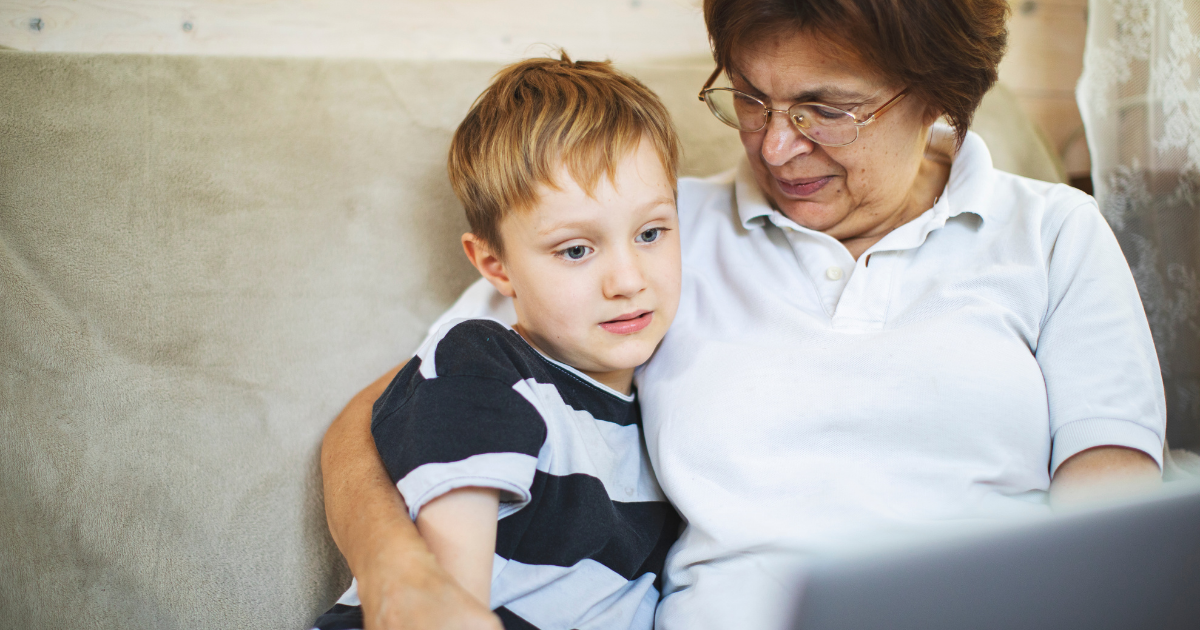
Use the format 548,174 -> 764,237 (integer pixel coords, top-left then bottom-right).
972,82 -> 1067,183
0,50 -> 1060,628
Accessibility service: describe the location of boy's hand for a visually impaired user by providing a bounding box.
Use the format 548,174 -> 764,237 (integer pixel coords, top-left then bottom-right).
358,545 -> 502,630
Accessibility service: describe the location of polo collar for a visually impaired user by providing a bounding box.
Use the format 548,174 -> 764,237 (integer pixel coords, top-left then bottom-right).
733,126 -> 996,236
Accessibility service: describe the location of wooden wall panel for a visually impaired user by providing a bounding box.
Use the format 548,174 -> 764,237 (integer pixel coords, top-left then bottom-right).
999,0 -> 1091,176
0,0 -> 710,63
2,0 -> 1092,175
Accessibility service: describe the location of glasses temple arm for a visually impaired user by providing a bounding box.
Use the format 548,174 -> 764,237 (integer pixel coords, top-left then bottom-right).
860,91 -> 908,125
698,65 -> 725,100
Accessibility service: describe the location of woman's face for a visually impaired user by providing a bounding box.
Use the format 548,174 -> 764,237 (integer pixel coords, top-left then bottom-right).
730,30 -> 938,242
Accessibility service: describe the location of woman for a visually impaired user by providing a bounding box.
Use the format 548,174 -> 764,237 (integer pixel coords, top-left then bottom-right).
321,1 -> 1166,629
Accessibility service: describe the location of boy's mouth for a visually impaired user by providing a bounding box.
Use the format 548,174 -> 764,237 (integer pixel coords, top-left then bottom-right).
599,310 -> 653,335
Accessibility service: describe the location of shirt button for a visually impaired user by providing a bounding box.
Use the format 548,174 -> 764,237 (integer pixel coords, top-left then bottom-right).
625,487 -> 635,496
825,266 -> 844,281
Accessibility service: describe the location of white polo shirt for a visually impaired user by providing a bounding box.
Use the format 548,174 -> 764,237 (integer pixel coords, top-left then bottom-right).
428,131 -> 1166,629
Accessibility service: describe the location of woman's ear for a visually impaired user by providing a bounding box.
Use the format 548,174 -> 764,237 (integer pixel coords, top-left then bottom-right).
924,123 -> 955,165
919,97 -> 945,128
462,233 -> 516,298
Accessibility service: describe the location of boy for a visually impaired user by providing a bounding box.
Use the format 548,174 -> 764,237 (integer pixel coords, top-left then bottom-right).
314,54 -> 683,630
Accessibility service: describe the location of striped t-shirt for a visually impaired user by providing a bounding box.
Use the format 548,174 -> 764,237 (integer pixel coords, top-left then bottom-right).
315,318 -> 680,630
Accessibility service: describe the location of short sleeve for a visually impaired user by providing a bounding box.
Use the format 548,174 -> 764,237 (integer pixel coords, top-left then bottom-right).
372,322 -> 546,519
1036,199 -> 1166,473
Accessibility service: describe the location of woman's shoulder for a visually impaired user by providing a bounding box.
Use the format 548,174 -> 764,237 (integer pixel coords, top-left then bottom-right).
983,169 -> 1103,236
969,171 -> 1132,286
672,167 -> 748,256
991,169 -> 1094,207
954,132 -> 1099,234
678,169 -> 738,216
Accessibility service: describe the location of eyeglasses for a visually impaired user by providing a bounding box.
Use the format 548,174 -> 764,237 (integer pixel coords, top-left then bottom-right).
698,74 -> 907,147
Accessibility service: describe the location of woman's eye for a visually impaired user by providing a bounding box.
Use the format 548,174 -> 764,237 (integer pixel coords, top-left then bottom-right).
562,245 -> 591,260
636,228 -> 664,243
813,105 -> 844,120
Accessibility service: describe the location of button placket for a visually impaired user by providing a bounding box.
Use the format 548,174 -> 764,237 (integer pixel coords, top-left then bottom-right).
832,250 -> 896,330
830,206 -> 950,330
821,264 -> 849,314
779,228 -> 853,318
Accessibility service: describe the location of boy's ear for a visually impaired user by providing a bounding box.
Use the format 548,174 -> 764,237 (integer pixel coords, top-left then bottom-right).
462,233 -> 516,298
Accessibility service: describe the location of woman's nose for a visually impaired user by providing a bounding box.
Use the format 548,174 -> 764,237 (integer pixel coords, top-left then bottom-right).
759,111 -> 815,167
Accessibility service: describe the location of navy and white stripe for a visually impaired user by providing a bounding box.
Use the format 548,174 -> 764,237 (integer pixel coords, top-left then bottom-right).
314,318 -> 680,630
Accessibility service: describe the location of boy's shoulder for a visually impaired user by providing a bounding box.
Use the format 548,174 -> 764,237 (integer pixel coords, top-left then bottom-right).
371,317 -> 551,434
402,317 -> 638,425
412,317 -> 542,385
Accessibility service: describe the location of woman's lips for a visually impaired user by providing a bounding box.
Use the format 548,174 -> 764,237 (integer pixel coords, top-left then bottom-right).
776,175 -> 833,197
600,310 -> 653,335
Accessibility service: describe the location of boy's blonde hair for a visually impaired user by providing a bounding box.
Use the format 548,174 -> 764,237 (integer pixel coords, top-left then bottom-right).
448,53 -> 681,257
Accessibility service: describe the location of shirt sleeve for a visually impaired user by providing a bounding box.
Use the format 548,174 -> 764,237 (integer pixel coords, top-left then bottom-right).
1036,197 -> 1166,474
372,322 -> 545,519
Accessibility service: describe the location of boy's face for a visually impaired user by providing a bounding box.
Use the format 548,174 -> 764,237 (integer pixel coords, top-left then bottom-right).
468,138 -> 681,393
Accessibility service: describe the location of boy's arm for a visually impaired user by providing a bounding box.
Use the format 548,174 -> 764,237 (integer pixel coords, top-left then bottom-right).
321,364 -> 502,630
416,487 -> 501,606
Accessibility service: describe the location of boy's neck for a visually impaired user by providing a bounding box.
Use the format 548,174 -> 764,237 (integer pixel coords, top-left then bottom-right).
512,323 -> 635,396
581,367 -> 635,397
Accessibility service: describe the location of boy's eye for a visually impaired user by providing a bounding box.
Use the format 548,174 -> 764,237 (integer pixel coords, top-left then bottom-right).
636,228 -> 664,243
562,245 -> 591,260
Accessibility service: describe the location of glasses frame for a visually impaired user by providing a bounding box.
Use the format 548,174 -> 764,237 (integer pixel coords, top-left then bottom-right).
697,68 -> 908,148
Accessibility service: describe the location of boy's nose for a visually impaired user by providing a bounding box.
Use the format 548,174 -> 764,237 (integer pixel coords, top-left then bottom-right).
603,247 -> 648,299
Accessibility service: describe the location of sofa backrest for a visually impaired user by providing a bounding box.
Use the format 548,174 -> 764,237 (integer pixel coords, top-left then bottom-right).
0,51 -> 1061,629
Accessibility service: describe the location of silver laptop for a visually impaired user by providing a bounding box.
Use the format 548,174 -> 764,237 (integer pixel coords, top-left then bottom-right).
790,481 -> 1200,630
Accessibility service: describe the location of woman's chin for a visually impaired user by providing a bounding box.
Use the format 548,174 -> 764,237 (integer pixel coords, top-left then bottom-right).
773,197 -> 847,232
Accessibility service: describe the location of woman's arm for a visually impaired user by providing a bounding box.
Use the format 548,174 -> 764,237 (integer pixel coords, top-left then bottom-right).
1034,200 -> 1166,502
1049,445 -> 1162,508
321,364 -> 502,630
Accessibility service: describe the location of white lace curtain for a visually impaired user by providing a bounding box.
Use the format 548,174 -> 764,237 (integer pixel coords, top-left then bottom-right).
1078,0 -> 1200,452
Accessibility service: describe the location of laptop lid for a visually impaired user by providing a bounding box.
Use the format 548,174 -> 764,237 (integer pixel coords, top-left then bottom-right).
790,482 -> 1200,630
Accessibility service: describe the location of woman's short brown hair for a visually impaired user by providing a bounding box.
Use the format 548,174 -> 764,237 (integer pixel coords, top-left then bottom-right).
703,0 -> 1009,147
448,53 -> 680,257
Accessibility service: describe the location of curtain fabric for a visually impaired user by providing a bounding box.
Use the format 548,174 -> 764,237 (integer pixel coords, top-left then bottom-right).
1078,0 -> 1200,451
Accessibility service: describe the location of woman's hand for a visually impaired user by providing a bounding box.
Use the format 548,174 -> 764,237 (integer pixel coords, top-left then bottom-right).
356,540 -> 502,630
1049,445 -> 1162,508
321,364 -> 502,630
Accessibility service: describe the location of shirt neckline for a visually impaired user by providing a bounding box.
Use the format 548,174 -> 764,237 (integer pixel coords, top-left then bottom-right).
504,325 -> 637,403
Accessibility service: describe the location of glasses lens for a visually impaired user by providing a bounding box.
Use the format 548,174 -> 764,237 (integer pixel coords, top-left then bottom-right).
789,103 -> 857,146
705,89 -> 767,132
